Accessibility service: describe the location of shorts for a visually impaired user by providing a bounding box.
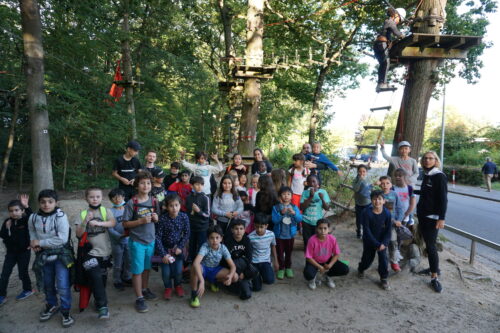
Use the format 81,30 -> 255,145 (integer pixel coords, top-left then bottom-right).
129,239 -> 155,275
201,264 -> 223,283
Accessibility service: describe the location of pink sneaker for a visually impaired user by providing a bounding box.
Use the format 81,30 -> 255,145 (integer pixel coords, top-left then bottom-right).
174,285 -> 185,297
163,288 -> 172,300
391,263 -> 401,272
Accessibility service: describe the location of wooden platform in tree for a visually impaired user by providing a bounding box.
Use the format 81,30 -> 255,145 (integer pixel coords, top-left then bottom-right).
232,65 -> 277,79
218,80 -> 244,92
390,33 -> 482,60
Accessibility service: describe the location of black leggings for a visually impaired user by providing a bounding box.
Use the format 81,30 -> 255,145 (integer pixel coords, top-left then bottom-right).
418,216 -> 440,274
85,256 -> 109,308
303,260 -> 349,281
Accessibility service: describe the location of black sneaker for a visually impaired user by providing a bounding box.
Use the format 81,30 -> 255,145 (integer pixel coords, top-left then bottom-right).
135,297 -> 148,313
417,268 -> 441,276
114,282 -> 125,291
98,306 -> 110,319
357,270 -> 365,279
61,311 -> 75,328
142,288 -> 158,301
39,304 -> 59,322
430,278 -> 443,293
122,279 -> 133,286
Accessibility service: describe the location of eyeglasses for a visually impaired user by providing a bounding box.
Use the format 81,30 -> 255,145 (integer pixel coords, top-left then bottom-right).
423,157 -> 435,160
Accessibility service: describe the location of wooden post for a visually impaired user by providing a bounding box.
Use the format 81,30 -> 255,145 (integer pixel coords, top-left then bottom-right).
0,95 -> 19,190
469,239 -> 476,265
237,0 -> 264,156
392,0 -> 448,158
19,0 -> 54,199
121,0 -> 137,140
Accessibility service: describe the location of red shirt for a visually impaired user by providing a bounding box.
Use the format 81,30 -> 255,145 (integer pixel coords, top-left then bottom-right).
168,182 -> 192,212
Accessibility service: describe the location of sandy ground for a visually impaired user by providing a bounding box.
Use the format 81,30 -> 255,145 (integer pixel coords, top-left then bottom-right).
0,189 -> 499,333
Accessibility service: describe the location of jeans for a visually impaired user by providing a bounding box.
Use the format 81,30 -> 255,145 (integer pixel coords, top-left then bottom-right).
358,245 -> 389,280
276,238 -> 294,270
418,216 -> 440,274
160,255 -> 183,288
0,251 -> 32,296
85,257 -> 108,308
374,41 -> 389,84
252,262 -> 274,292
43,259 -> 72,310
303,260 -> 349,281
112,242 -> 131,284
302,223 -> 316,250
189,230 -> 207,263
355,204 -> 370,236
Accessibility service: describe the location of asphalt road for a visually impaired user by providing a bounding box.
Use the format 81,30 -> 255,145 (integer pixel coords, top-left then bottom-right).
426,191 -> 500,268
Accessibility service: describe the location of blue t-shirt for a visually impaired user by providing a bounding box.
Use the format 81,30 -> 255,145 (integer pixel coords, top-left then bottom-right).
198,242 -> 231,268
248,230 -> 276,264
301,188 -> 331,225
382,190 -> 403,222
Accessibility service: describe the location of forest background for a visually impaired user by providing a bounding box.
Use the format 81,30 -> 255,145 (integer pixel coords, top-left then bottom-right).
0,0 -> 498,191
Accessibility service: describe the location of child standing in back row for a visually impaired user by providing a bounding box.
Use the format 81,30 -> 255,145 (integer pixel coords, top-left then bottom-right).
75,187 -> 116,319
357,190 -> 392,290
300,174 -> 331,248
123,171 -> 160,313
181,151 -> 223,196
353,165 -> 372,239
0,194 -> 33,305
288,153 -> 310,208
212,175 -> 243,232
168,170 -> 192,212
272,187 -> 302,279
185,176 -> 211,263
29,189 -> 75,327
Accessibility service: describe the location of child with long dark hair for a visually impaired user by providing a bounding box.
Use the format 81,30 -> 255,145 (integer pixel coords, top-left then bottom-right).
212,175 -> 244,232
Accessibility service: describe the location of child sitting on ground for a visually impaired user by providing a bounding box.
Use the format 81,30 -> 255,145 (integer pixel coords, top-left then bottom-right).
304,219 -> 349,290
168,170 -> 192,212
223,219 -> 257,300
0,194 -> 33,305
248,213 -> 279,291
155,194 -> 190,300
29,189 -> 75,327
212,174 -> 243,232
185,176 -> 210,264
123,171 -> 160,313
108,188 -> 132,291
288,153 -> 310,208
272,186 -> 302,279
189,225 -> 236,308
75,187 -> 116,319
300,174 -> 331,248
357,190 -> 392,290
379,176 -> 404,272
181,151 -> 223,196
353,164 -> 372,239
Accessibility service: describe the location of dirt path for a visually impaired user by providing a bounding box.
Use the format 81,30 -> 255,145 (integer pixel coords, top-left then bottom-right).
0,192 -> 498,332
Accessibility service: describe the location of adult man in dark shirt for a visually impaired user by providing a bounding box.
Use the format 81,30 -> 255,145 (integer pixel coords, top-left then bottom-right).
482,157 -> 498,192
112,140 -> 142,201
144,150 -> 162,175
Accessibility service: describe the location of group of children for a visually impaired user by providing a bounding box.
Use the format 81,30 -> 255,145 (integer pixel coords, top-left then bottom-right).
0,140 -> 424,327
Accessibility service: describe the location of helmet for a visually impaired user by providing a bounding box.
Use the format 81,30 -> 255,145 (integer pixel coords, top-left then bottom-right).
395,8 -> 406,21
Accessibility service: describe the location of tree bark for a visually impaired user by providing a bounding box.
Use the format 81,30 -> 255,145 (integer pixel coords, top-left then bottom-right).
0,96 -> 20,190
308,66 -> 328,144
238,0 -> 264,156
121,0 -> 137,140
19,0 -> 54,196
392,0 -> 447,159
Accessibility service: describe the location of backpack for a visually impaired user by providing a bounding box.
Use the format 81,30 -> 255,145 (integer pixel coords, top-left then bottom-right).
123,196 -> 158,236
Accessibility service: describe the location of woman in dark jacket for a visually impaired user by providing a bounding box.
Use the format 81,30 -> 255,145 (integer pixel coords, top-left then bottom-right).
414,151 -> 447,293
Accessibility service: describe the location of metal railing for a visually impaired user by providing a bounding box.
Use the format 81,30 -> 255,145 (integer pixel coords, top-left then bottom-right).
444,224 -> 500,265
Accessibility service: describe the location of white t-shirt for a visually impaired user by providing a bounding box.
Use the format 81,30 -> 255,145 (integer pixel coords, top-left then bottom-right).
289,167 -> 310,195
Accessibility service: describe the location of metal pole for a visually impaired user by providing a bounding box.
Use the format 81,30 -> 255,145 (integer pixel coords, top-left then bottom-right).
439,83 -> 446,164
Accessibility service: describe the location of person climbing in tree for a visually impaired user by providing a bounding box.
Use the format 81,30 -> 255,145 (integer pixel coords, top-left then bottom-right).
374,7 -> 406,92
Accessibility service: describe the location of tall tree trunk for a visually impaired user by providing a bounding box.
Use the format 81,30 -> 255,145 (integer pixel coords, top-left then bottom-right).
121,0 -> 137,140
19,0 -> 54,197
392,0 -> 447,158
309,66 -> 328,143
0,96 -> 20,190
238,0 -> 264,156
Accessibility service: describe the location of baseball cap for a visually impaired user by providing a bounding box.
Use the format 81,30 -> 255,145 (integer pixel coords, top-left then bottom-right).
126,140 -> 141,151
152,168 -> 165,178
398,141 -> 411,148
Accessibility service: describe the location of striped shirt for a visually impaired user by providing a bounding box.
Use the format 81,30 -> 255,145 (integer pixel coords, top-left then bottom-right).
248,230 -> 276,264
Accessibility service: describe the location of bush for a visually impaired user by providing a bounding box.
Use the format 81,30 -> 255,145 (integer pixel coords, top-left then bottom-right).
269,147 -> 295,169
442,165 -> 483,186
445,147 -> 486,166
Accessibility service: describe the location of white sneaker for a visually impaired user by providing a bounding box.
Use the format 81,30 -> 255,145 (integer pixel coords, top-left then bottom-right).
308,278 -> 317,290
326,277 -> 336,289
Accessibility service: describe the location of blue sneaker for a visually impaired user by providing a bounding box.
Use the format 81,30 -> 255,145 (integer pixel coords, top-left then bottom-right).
0,296 -> 6,305
16,290 -> 34,300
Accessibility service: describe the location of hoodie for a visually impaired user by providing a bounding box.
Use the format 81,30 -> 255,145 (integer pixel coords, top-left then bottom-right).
415,167 -> 448,220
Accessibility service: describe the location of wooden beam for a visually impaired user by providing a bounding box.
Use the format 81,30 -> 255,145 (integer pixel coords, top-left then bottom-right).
400,46 -> 468,59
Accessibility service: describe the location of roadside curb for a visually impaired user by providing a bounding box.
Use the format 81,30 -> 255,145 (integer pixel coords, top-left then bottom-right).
416,183 -> 500,203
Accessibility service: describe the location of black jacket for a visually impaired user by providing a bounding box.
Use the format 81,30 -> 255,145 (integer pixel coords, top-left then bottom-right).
0,208 -> 32,252
415,168 -> 448,220
185,191 -> 210,232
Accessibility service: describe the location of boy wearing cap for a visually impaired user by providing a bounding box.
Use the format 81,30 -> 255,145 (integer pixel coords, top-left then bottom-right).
151,168 -> 167,205
112,141 -> 143,201
380,141 -> 418,186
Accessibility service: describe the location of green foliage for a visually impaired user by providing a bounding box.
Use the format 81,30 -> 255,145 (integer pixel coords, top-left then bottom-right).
268,147 -> 295,169
443,165 -> 483,185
